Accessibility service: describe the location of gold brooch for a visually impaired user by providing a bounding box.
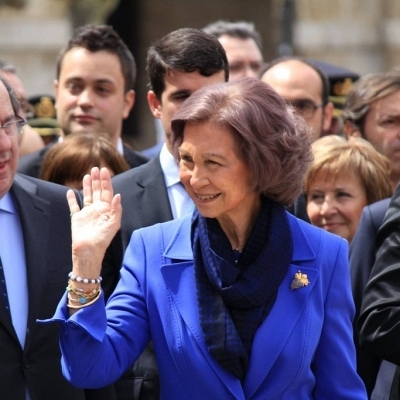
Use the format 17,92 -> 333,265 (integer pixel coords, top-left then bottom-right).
290,270 -> 310,290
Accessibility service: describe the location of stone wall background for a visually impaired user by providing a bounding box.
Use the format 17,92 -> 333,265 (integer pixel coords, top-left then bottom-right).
1,0 -> 399,149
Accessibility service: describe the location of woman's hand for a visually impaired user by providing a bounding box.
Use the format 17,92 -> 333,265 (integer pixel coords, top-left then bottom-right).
67,167 -> 122,278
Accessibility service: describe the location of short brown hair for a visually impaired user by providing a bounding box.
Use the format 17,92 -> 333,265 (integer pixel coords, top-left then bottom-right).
171,77 -> 312,205
56,24 -> 136,93
342,70 -> 400,133
147,28 -> 229,100
304,135 -> 392,204
40,132 -> 129,185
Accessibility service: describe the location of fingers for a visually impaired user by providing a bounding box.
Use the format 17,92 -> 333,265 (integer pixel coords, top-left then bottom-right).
67,189 -> 81,216
82,167 -> 114,207
82,172 -> 93,206
110,193 -> 122,220
91,167 -> 101,203
100,167 -> 114,205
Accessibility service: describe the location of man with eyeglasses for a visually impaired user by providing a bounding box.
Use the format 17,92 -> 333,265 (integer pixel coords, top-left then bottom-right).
260,57 -> 334,222
0,60 -> 45,156
0,76 -> 113,399
260,56 -> 334,141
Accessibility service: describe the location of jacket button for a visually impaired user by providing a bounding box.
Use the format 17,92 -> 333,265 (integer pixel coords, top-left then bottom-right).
23,358 -> 30,368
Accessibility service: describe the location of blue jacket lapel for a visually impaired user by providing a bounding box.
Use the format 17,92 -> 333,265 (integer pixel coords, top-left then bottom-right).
244,215 -> 318,397
160,213 -> 318,398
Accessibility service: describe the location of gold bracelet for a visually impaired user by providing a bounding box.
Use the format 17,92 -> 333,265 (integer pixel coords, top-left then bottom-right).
67,289 -> 102,309
66,280 -> 101,304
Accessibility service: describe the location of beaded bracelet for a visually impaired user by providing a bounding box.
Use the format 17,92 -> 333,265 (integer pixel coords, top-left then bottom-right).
67,289 -> 102,309
68,272 -> 102,285
67,280 -> 101,304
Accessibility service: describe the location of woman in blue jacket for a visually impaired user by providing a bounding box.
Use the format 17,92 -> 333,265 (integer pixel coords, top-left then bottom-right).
47,78 -> 367,399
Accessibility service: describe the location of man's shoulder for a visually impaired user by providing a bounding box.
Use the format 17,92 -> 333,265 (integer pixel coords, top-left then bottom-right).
14,173 -> 70,198
366,197 -> 391,215
17,142 -> 53,177
112,156 -> 163,192
122,144 -> 149,168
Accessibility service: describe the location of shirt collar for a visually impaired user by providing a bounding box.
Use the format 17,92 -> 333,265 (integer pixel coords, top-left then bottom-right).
159,143 -> 181,187
0,191 -> 17,214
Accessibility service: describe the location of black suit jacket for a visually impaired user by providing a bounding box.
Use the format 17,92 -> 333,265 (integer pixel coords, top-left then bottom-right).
102,156 -> 171,400
358,184 -> 400,397
1,175 -> 116,400
285,193 -> 311,223
17,139 -> 148,178
1,175 -> 85,399
350,198 -> 394,397
102,156 -> 172,299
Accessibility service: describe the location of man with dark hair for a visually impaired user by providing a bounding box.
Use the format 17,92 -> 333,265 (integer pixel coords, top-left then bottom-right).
18,24 -> 147,178
203,20 -> 263,81
260,56 -> 334,141
103,27 -> 228,400
0,75 -> 115,399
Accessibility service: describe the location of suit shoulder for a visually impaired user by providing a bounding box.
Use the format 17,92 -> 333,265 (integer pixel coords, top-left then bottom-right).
112,157 -> 162,192
287,212 -> 346,255
17,145 -> 50,175
123,145 -> 149,168
134,215 -> 189,240
15,173 -> 71,199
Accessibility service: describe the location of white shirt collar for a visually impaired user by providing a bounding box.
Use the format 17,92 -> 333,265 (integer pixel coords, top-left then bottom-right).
159,143 -> 180,187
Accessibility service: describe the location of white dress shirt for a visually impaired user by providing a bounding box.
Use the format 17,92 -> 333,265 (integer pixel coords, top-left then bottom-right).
159,143 -> 193,219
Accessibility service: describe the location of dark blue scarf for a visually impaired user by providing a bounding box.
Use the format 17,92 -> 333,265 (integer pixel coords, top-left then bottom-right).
191,196 -> 293,380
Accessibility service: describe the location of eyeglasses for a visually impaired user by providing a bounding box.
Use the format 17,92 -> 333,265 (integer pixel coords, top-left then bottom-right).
287,100 -> 323,119
0,116 -> 26,137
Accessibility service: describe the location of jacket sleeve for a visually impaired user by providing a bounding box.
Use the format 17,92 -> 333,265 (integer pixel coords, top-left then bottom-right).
48,229 -> 152,389
358,184 -> 400,365
349,205 -> 383,394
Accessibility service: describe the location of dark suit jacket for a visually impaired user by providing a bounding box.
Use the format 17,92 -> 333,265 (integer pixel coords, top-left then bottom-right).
350,198 -> 394,397
1,175 -> 84,399
285,193 -> 311,223
103,156 -> 172,284
17,139 -> 148,178
358,184 -> 400,397
1,175 -> 116,400
102,156 -> 171,400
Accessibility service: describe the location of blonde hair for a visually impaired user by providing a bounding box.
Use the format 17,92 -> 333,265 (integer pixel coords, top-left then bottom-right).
304,135 -> 392,204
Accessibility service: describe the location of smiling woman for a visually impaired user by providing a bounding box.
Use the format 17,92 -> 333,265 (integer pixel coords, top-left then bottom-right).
45,78 -> 367,399
304,135 -> 392,243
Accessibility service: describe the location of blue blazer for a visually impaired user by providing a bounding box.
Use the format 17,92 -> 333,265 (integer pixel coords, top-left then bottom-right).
50,213 -> 367,399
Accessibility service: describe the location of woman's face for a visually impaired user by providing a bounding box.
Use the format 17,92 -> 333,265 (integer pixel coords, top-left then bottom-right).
306,172 -> 367,242
179,121 -> 259,227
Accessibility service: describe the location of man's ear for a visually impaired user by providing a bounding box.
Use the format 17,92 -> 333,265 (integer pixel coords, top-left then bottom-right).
343,119 -> 362,138
53,79 -> 59,108
147,91 -> 161,118
122,90 -> 135,119
322,101 -> 334,132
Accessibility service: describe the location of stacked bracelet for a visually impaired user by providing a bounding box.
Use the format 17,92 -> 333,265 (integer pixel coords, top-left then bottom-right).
67,289 -> 102,309
66,280 -> 101,304
68,272 -> 102,285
